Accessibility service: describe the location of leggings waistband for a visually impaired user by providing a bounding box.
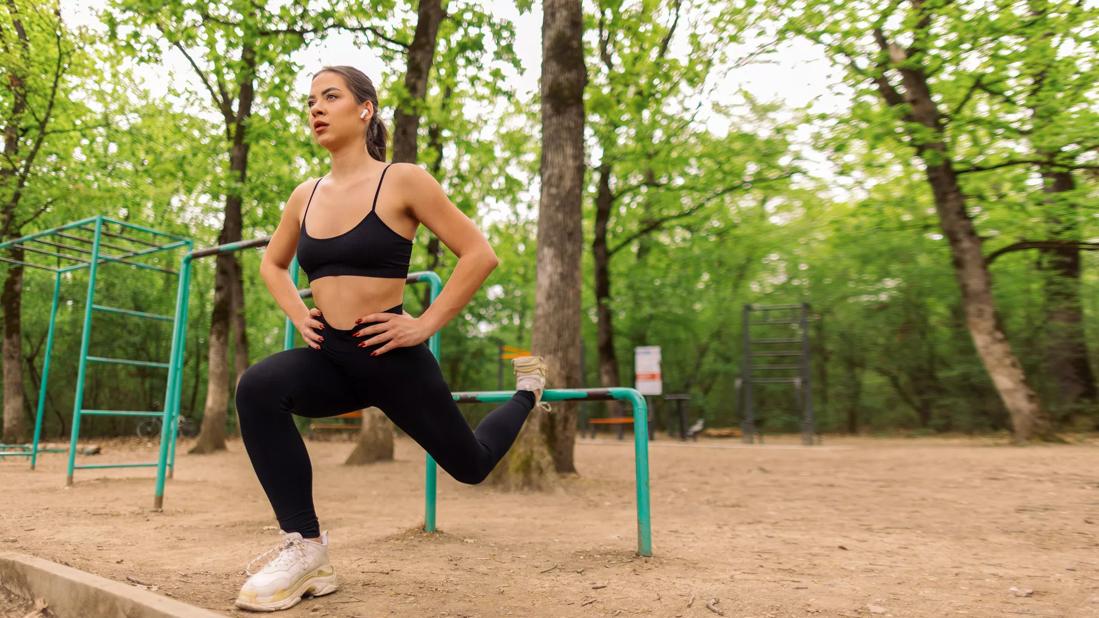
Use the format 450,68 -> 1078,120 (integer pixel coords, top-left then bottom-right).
319,303 -> 403,335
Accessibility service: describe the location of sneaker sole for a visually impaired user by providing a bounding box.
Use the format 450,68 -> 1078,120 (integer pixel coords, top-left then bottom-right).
234,567 -> 338,612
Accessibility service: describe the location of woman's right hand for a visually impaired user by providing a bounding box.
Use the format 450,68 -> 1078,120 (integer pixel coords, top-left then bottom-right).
295,307 -> 325,349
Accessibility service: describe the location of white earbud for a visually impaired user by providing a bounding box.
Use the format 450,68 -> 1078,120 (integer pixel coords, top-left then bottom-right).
360,109 -> 368,119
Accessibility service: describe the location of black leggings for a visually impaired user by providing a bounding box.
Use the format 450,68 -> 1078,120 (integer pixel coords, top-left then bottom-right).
235,304 -> 535,538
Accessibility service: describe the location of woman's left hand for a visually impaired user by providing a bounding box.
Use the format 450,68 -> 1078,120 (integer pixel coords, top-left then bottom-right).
354,311 -> 432,356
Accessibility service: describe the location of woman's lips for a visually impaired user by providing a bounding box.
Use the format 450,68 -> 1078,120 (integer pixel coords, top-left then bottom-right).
314,124 -> 328,133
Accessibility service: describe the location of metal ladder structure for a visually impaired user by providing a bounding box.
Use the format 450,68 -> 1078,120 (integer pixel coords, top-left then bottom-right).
0,216 -> 191,477
738,303 -> 816,445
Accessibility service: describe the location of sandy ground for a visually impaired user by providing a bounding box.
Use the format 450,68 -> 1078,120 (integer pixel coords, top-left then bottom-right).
1,432 -> 1098,617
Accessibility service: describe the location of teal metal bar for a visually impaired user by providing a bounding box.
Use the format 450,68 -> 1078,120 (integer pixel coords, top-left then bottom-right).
75,462 -> 159,469
102,217 -> 191,244
407,271 -> 443,533
65,216 -> 104,486
86,356 -> 170,369
0,216 -> 100,251
451,387 -> 653,557
283,259 -> 300,350
91,305 -> 174,322
80,410 -> 164,417
154,251 -> 193,509
30,271 -> 62,469
0,257 -> 59,273
61,254 -> 177,276
165,244 -> 196,476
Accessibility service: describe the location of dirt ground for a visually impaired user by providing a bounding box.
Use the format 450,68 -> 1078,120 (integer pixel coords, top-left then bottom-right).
1,432 -> 1098,617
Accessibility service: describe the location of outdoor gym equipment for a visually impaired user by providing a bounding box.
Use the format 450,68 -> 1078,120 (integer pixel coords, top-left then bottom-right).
738,303 -> 816,445
157,239 -> 654,557
0,216 -> 191,475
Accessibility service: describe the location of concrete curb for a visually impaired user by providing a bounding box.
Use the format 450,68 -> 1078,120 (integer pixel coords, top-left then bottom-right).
0,552 -> 225,617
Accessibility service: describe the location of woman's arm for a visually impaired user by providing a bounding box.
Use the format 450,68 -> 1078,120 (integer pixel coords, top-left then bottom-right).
259,179 -> 325,349
355,163 -> 498,355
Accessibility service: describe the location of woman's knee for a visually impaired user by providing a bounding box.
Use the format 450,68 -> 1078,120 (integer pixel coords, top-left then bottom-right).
442,457 -> 493,485
235,361 -> 282,416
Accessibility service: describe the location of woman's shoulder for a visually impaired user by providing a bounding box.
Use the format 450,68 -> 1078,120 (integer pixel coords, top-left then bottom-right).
384,162 -> 441,192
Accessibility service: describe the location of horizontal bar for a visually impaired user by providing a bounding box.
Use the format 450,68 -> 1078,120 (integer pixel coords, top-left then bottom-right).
74,463 -> 159,469
11,242 -> 85,263
80,409 -> 164,417
190,237 -> 271,259
103,217 -> 192,244
453,387 -> 640,404
107,239 -> 190,263
86,356 -> 170,369
750,320 -> 801,325
0,216 -> 100,251
61,255 -> 177,276
752,351 -> 802,357
0,451 -> 32,456
751,338 -> 801,344
92,304 -> 173,322
56,230 -> 136,254
748,303 -> 805,311
752,364 -> 800,370
26,236 -> 95,256
750,378 -> 803,384
0,256 -> 59,273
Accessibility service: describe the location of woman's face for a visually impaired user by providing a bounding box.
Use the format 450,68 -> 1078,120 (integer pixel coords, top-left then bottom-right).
307,72 -> 369,150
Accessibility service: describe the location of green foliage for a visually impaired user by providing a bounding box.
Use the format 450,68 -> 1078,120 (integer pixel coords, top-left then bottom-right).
4,0 -> 1098,439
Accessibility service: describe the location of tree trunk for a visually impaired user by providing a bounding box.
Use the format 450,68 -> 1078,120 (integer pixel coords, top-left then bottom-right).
228,254 -> 249,435
191,43 -> 254,453
1037,169 -> 1096,419
344,408 -> 394,464
1,254 -> 25,442
875,32 -> 1050,442
1,3 -> 29,444
352,0 -> 445,464
592,163 -> 623,416
491,0 -> 586,484
391,0 -> 444,165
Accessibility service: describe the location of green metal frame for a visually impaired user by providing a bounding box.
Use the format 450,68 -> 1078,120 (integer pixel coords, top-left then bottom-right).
149,237 -> 653,556
0,216 -> 191,478
451,388 -> 653,556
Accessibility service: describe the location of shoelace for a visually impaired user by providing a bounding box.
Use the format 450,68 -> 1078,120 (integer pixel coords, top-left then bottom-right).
245,535 -> 308,576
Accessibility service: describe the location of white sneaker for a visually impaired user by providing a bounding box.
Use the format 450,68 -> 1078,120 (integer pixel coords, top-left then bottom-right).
235,530 -> 338,612
513,355 -> 552,412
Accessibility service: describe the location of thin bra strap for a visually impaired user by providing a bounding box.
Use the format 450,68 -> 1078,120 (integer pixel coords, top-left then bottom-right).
370,164 -> 393,214
303,176 -> 323,222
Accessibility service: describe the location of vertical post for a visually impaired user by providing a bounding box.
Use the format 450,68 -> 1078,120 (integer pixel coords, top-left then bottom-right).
677,398 -> 687,441
165,248 -> 194,476
497,343 -> 503,390
741,304 -> 755,444
30,272 -> 62,470
283,259 -> 300,350
155,252 -> 193,509
800,302 -> 815,445
624,388 -> 652,557
66,217 -> 104,486
422,272 -> 442,533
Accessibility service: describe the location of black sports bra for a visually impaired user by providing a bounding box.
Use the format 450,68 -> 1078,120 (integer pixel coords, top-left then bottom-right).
296,164 -> 413,282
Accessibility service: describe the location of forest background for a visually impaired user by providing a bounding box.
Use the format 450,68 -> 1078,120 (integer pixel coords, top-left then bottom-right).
2,0 -> 1097,449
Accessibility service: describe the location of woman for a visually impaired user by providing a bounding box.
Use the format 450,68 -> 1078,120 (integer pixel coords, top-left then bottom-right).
232,65 -> 550,612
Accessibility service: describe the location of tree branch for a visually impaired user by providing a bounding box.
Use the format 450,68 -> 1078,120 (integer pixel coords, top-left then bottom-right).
607,172 -> 794,256
987,240 -> 1099,264
956,159 -> 1099,175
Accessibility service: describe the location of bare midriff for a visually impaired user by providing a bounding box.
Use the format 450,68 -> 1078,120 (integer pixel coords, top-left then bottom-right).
308,275 -> 406,329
